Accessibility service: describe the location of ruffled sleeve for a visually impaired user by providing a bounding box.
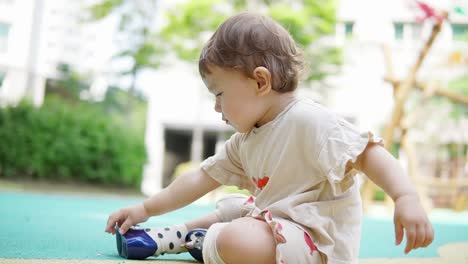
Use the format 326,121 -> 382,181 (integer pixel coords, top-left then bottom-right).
317,118 -> 383,196
200,133 -> 255,192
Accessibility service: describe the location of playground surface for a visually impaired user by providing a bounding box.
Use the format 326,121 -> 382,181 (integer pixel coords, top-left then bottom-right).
0,181 -> 467,264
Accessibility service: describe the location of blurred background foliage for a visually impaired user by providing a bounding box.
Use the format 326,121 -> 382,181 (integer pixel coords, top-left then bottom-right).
0,62 -> 147,188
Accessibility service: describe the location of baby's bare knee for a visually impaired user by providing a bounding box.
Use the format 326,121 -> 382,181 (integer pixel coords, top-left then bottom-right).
216,217 -> 276,264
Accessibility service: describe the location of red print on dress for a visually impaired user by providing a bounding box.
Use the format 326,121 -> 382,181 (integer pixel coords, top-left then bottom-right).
304,232 -> 318,256
253,176 -> 269,190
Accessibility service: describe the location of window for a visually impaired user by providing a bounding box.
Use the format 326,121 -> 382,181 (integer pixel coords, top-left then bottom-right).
344,22 -> 354,39
394,22 -> 404,40
452,24 -> 468,41
0,22 -> 10,53
0,71 -> 5,88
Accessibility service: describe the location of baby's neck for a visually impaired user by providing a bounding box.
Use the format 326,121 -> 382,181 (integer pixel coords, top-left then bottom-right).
255,92 -> 297,128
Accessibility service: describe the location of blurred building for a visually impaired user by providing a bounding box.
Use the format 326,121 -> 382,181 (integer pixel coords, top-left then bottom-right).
142,0 -> 468,195
0,0 -> 113,107
331,0 -> 467,133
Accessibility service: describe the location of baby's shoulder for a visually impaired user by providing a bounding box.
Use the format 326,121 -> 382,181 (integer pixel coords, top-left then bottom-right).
286,99 -> 339,129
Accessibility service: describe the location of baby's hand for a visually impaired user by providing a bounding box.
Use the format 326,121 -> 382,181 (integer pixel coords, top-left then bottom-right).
104,203 -> 150,235
393,194 -> 434,254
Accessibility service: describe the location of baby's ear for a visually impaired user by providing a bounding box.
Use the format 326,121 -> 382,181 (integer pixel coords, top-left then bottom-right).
253,67 -> 272,95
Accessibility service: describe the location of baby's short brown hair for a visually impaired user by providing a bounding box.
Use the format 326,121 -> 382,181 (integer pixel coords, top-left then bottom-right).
199,12 -> 304,93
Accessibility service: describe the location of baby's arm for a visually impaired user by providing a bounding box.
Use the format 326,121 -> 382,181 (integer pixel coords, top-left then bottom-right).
143,168 -> 221,216
351,143 -> 434,254
105,168 -> 221,234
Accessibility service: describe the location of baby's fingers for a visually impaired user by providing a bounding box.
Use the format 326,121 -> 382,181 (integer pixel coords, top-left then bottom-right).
105,211 -> 124,234
119,218 -> 133,235
413,224 -> 426,250
404,226 -> 416,254
105,217 -> 117,234
422,223 -> 435,247
394,221 -> 404,246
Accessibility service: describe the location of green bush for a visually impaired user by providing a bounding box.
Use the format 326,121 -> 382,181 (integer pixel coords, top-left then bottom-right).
0,96 -> 146,187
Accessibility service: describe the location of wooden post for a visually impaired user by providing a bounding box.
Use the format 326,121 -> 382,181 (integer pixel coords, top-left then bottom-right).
383,21 -> 444,150
384,77 -> 468,105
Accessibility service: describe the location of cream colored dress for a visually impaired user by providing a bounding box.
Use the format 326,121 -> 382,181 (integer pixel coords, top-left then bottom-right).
201,98 -> 383,264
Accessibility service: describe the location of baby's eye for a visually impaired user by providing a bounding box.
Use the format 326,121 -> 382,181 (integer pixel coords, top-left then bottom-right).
215,92 -> 223,97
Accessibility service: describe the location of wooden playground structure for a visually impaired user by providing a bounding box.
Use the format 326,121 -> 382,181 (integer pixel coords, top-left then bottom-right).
361,4 -> 468,211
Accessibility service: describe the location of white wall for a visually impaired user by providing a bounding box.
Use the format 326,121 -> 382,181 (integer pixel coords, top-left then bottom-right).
0,0 -> 36,105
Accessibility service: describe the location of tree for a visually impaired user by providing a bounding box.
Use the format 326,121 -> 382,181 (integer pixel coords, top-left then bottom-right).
87,0 -> 163,112
45,63 -> 89,101
161,0 -> 342,93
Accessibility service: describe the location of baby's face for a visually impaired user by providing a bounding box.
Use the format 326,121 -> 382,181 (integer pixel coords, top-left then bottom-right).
202,66 -> 266,133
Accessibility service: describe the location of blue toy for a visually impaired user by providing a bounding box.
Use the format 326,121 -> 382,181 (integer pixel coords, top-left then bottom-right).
115,225 -> 207,262
115,226 -> 156,259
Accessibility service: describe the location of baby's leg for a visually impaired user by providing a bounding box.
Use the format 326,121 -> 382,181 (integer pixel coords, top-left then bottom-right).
215,217 -> 276,264
202,215 -> 324,264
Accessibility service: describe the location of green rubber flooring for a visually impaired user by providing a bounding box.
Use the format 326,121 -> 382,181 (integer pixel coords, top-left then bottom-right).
0,191 -> 467,261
